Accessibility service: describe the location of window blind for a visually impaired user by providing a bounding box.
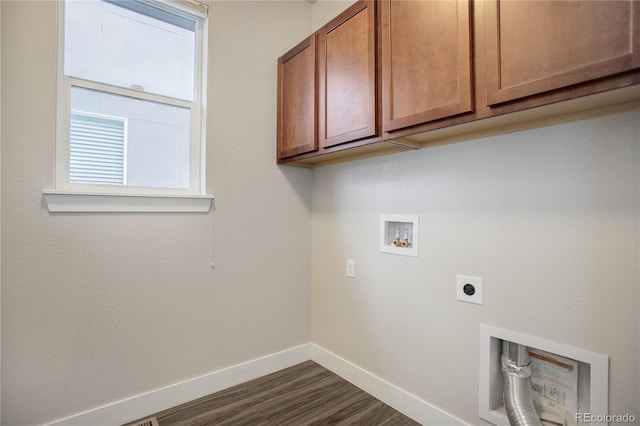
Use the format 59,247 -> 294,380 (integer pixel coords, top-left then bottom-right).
69,112 -> 127,185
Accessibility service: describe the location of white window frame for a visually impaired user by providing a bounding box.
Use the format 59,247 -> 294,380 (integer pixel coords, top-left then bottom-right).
44,0 -> 212,213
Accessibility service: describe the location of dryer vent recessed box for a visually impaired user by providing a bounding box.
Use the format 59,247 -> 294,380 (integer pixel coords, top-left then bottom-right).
479,324 -> 609,426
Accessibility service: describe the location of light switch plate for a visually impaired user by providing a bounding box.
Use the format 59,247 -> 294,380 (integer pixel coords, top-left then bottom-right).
456,274 -> 483,305
346,259 -> 355,278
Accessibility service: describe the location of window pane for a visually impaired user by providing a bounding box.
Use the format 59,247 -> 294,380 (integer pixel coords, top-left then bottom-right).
71,87 -> 191,189
65,0 -> 196,101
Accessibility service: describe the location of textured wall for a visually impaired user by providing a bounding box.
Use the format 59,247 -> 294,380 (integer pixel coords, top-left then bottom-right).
311,110 -> 640,423
0,1 -> 312,424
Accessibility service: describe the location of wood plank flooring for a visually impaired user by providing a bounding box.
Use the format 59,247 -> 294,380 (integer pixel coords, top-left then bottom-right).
127,360 -> 421,426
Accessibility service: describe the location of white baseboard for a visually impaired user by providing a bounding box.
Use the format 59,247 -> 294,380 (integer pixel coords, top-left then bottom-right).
48,343 -> 465,426
309,344 -> 466,426
48,344 -> 311,426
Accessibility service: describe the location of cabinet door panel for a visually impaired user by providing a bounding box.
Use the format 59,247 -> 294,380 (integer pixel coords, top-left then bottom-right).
277,37 -> 317,160
318,1 -> 377,148
486,0 -> 640,105
382,0 -> 473,133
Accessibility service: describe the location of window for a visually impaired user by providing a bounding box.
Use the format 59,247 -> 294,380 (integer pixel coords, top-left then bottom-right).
45,0 -> 212,212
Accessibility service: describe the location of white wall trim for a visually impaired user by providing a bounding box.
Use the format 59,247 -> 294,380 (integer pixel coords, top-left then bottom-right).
309,344 -> 467,426
47,344 -> 311,426
47,343 -> 466,426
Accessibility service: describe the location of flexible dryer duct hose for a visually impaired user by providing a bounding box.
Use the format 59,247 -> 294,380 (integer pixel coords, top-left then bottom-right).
501,342 -> 542,426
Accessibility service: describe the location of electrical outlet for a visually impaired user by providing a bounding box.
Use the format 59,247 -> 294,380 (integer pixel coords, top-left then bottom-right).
346,259 -> 355,278
456,274 -> 483,305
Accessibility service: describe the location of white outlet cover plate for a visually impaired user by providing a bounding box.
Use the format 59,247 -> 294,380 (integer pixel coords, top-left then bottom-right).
346,259 -> 355,278
456,274 -> 483,305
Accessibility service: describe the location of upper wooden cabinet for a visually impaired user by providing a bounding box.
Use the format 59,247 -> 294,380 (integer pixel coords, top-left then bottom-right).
277,1 -> 381,163
485,0 -> 640,105
318,1 -> 377,148
277,36 -> 317,160
277,0 -> 640,167
381,0 -> 473,133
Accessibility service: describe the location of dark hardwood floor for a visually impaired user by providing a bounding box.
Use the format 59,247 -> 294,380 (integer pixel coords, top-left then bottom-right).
126,360 -> 421,426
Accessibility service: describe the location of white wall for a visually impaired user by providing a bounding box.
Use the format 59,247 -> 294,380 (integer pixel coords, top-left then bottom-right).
311,0 -> 355,31
311,110 -> 640,423
0,1 -> 313,424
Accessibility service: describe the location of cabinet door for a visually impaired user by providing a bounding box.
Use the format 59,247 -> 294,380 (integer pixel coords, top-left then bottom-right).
485,0 -> 640,105
381,0 -> 473,133
277,36 -> 317,160
318,1 -> 377,148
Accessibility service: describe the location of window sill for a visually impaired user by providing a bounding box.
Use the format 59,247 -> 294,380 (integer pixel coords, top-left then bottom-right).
42,190 -> 213,213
